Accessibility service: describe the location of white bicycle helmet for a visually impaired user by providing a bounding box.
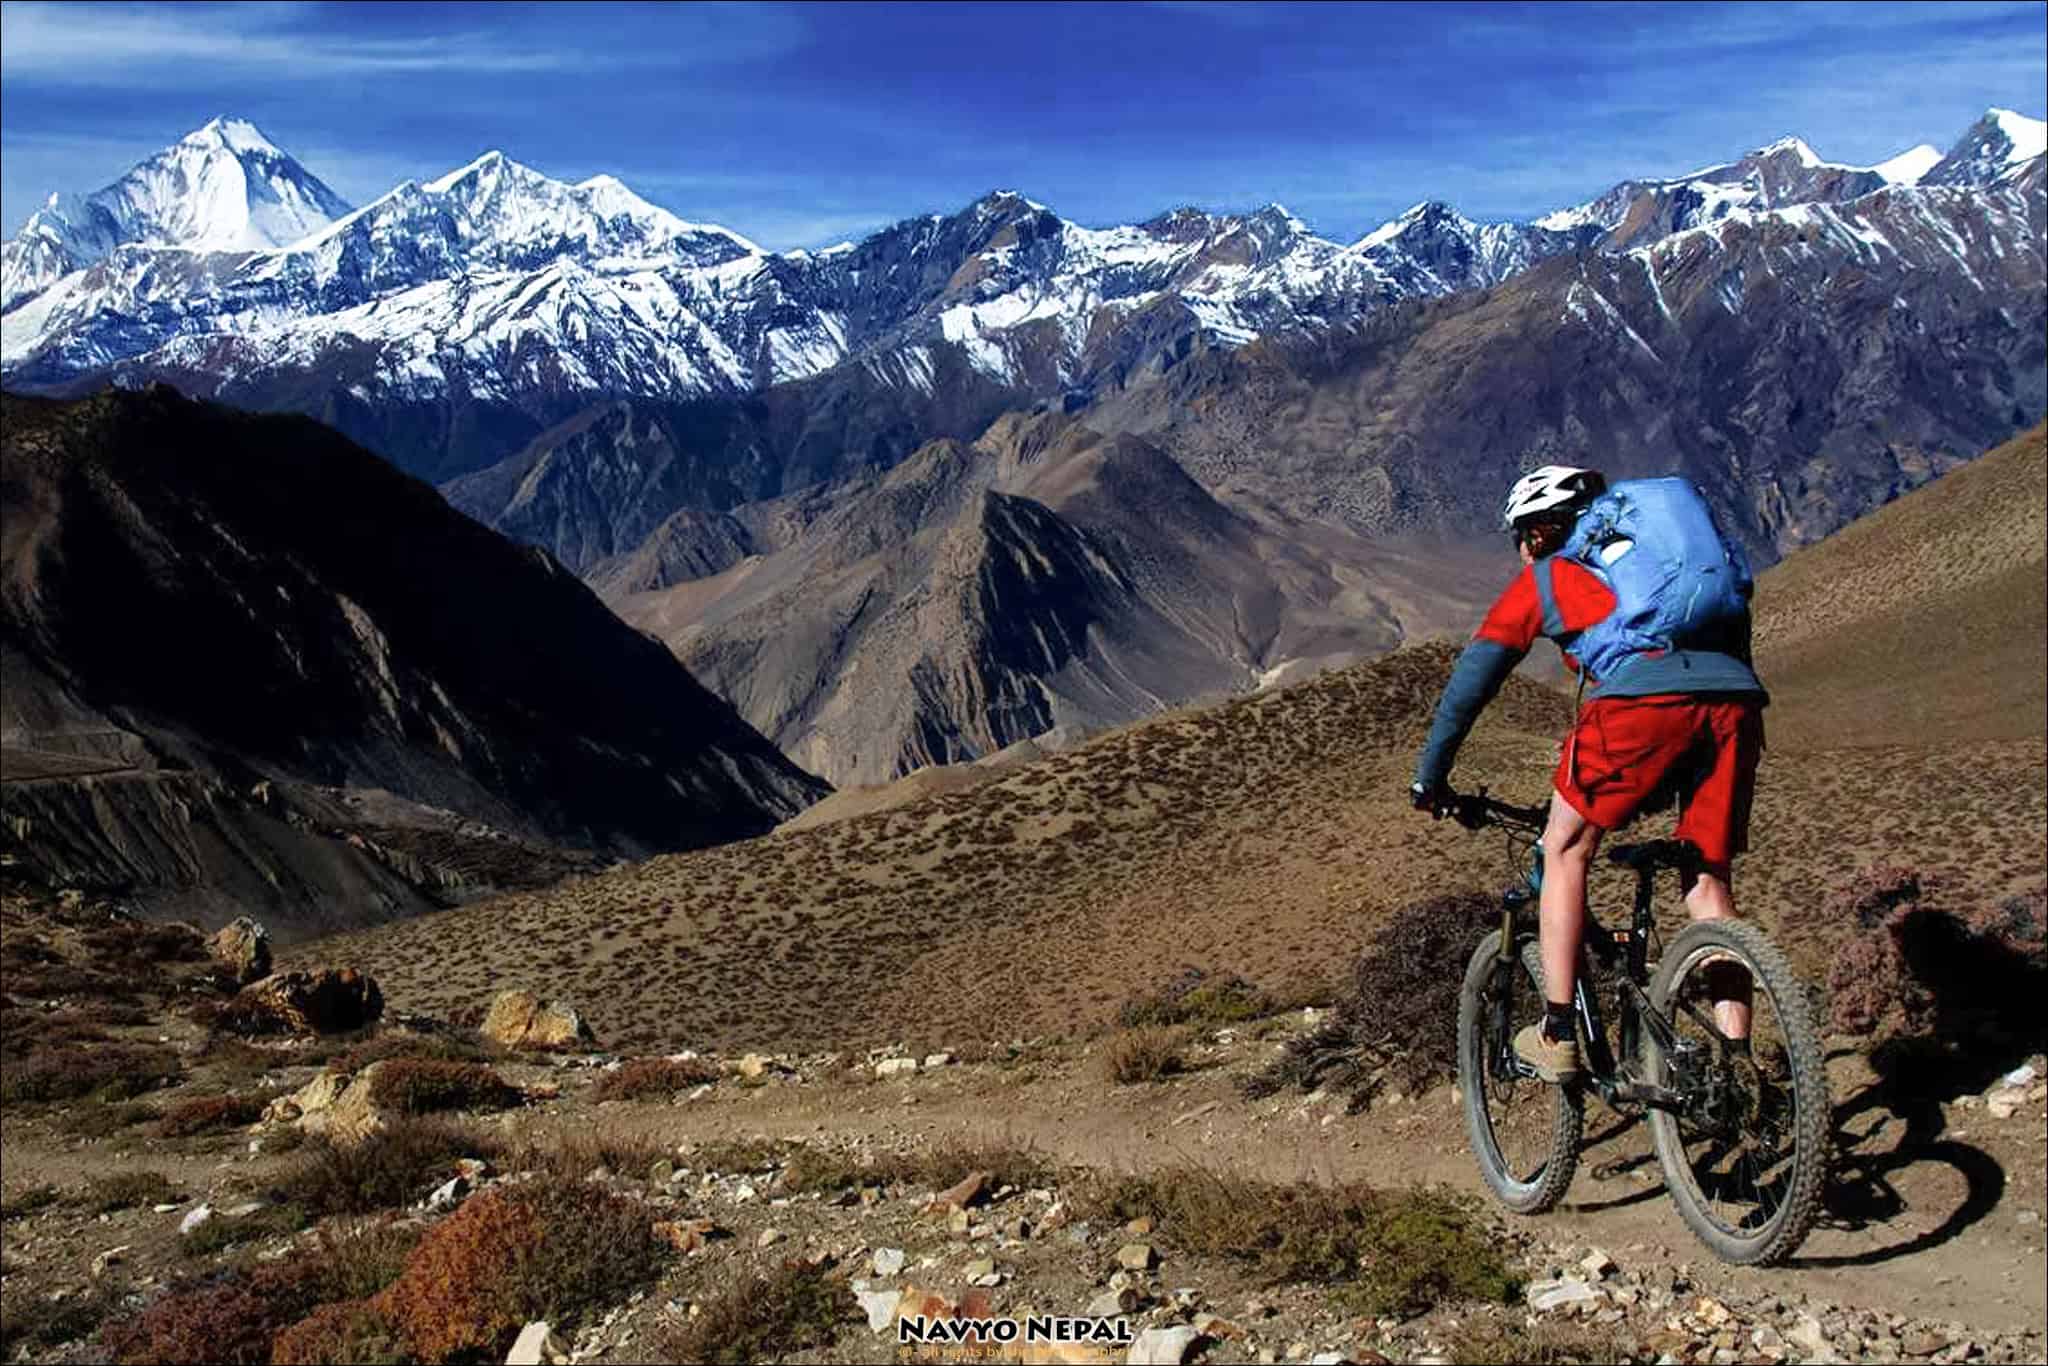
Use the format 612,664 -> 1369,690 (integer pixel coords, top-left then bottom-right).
1502,465 -> 1606,529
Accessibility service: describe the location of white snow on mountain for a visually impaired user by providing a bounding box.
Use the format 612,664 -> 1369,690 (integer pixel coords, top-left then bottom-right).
1871,144 -> 1943,185
1925,108 -> 2048,187
0,117 -> 351,310
3,110 -> 2041,415
1992,108 -> 2048,165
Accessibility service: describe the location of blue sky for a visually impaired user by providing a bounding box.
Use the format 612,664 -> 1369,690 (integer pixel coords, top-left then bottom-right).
2,0 -> 2043,250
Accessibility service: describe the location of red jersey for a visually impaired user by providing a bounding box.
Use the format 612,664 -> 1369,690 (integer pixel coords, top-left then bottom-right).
1473,559 -> 1617,672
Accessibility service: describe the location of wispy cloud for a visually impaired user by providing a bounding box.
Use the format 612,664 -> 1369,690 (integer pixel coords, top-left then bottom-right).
0,1 -> 805,84
1141,1 -> 1284,28
1,1 -> 2038,251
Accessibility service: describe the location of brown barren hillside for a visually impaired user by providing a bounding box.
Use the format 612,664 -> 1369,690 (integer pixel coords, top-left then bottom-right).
305,606 -> 2043,1051
1753,422 -> 2046,748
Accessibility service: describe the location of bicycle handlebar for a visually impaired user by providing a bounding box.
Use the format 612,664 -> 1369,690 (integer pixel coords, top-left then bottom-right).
1431,784 -> 1548,835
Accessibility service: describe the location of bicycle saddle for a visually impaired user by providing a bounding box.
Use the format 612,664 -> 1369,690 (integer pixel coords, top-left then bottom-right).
1606,838 -> 1702,872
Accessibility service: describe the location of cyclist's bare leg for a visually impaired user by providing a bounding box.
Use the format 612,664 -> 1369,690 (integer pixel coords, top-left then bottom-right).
1684,868 -> 1751,1040
1539,791 -> 1601,1008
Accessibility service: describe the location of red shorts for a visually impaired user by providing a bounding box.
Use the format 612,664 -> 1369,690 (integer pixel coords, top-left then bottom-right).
1553,694 -> 1764,873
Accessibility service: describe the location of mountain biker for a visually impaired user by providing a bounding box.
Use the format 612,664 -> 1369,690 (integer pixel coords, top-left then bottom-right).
1409,465 -> 1767,1082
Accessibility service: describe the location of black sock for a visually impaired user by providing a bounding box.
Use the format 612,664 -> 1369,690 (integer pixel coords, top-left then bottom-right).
1542,1000 -> 1576,1044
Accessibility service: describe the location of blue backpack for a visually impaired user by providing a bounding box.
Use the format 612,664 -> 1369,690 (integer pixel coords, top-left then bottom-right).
1538,477 -> 1753,681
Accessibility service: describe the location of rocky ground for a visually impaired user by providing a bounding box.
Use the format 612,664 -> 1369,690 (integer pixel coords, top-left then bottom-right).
3,889 -> 2043,1366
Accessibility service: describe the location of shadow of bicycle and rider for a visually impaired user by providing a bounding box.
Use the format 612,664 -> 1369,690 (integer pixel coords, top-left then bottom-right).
1791,1042 -> 2026,1269
1563,1050 -> 2028,1268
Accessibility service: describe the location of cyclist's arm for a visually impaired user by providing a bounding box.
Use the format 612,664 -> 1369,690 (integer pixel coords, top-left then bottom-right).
1413,639 -> 1525,789
1413,570 -> 1541,790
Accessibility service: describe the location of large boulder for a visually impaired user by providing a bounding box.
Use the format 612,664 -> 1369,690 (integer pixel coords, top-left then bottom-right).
264,1066 -> 389,1145
207,916 -> 272,984
228,968 -> 383,1035
479,989 -> 595,1051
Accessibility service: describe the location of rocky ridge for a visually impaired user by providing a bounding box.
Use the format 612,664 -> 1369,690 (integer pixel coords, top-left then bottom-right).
0,387 -> 825,936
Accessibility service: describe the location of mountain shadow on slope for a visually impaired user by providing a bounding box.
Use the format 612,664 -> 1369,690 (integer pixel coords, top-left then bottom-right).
0,386 -> 827,936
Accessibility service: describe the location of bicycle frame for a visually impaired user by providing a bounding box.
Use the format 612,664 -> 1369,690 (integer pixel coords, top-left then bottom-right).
1492,841 -> 1697,1114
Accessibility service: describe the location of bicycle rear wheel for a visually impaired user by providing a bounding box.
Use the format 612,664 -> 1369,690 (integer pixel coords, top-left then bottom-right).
1643,919 -> 1829,1265
1458,929 -> 1582,1213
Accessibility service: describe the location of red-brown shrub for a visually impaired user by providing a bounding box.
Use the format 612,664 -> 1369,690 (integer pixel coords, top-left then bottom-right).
270,1300 -> 404,1365
101,1278 -> 279,1364
593,1056 -> 719,1102
376,1177 -> 668,1363
99,1216 -> 420,1364
158,1094 -> 265,1137
1819,870 -> 2047,1047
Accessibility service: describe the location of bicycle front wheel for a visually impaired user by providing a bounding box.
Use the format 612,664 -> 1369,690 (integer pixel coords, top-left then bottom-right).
1644,919 -> 1829,1265
1458,929 -> 1582,1213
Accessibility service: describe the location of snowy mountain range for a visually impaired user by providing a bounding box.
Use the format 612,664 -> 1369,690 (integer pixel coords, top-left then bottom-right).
2,108 -> 2042,790
6,109 -> 2039,489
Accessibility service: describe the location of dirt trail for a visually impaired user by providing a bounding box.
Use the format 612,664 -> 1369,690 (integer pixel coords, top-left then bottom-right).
508,1042 -> 2047,1339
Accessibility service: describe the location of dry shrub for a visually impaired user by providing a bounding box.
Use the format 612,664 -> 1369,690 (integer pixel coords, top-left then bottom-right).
0,1041 -> 181,1104
365,1058 -> 521,1115
1076,1169 -> 1512,1315
63,1098 -> 159,1138
0,1184 -> 61,1220
509,1128 -> 675,1182
82,1170 -> 182,1213
1100,1026 -> 1188,1084
1244,891 -> 1493,1109
270,1300 -> 405,1365
101,1270 -> 301,1364
1117,968 -> 1275,1029
593,1056 -> 720,1102
376,1176 -> 668,1363
1811,871 -> 2046,1051
1447,1316 -> 1626,1364
158,1093 -> 264,1137
653,1259 -> 856,1364
1,1282 -> 121,1357
312,1030 -> 494,1076
272,1117 -> 503,1216
781,1138 -> 1053,1196
100,1218 -> 418,1364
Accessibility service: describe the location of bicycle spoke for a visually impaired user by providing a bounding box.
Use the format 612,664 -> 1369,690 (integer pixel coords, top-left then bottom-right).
1658,944 -> 1801,1241
1477,961 -> 1563,1184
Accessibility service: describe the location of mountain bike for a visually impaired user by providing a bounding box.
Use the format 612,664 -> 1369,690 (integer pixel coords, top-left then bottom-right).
1440,786 -> 1828,1265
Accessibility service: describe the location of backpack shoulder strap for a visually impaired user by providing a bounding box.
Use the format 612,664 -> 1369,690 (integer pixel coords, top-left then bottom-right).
1532,558 -> 1568,639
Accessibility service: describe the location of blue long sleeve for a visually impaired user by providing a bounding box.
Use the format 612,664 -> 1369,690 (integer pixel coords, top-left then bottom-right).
1413,639 -> 1525,788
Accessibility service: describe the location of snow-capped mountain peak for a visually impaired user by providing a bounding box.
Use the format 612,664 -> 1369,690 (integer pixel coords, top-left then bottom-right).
1871,144 -> 1944,185
1924,107 -> 2048,186
3,106 -> 2041,482
1751,135 -> 1825,167
0,116 -> 352,309
1990,108 -> 2048,160
185,115 -> 286,157
423,148 -> 519,194
1357,201 -> 1459,250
